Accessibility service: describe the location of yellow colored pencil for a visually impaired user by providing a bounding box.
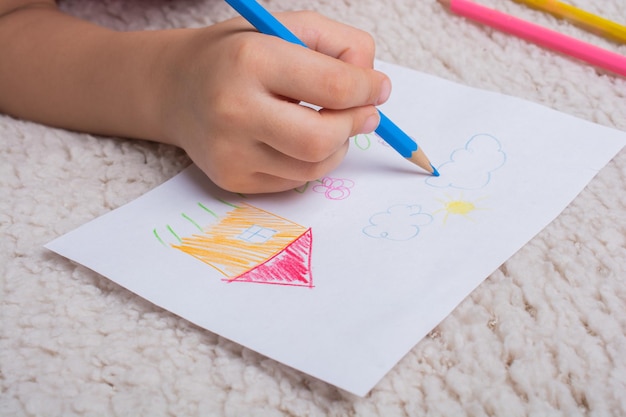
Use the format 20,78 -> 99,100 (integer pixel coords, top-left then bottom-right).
513,0 -> 626,44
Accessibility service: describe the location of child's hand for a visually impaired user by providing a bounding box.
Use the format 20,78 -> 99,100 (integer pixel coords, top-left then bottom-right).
156,11 -> 391,193
0,5 -> 390,194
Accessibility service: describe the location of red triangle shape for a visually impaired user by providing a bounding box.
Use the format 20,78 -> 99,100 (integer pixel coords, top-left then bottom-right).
225,228 -> 313,288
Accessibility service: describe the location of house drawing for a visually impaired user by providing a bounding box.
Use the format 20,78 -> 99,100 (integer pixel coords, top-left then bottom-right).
170,203 -> 313,288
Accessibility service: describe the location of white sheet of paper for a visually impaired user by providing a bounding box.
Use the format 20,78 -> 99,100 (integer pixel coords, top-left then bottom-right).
46,61 -> 626,396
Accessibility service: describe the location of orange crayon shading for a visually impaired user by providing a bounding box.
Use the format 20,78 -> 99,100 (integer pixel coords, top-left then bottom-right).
173,203 -> 313,288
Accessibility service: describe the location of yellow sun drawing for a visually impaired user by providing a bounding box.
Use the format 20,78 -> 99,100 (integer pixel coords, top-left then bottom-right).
434,193 -> 489,224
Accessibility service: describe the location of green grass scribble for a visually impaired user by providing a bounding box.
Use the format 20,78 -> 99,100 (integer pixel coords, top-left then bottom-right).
181,213 -> 203,232
167,225 -> 182,243
217,198 -> 239,209
198,202 -> 219,218
153,228 -> 167,247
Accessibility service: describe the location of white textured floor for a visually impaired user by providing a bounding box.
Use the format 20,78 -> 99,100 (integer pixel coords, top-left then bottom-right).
2,1 -> 625,415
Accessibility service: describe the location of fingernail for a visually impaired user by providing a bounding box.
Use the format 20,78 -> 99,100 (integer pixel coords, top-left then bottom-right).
377,77 -> 391,105
360,113 -> 380,134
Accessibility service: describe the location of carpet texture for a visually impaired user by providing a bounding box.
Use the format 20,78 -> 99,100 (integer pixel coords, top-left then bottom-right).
1,0 -> 625,416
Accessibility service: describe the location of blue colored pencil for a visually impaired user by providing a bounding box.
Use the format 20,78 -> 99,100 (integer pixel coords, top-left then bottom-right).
224,0 -> 439,176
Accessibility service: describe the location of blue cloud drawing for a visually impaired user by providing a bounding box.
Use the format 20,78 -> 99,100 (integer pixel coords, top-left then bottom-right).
426,134 -> 506,190
363,204 -> 433,241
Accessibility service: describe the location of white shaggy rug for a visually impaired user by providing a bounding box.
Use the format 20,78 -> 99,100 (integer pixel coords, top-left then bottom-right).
2,0 -> 625,416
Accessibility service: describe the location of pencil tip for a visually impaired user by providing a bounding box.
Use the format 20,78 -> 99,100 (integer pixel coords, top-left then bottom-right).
431,165 -> 440,177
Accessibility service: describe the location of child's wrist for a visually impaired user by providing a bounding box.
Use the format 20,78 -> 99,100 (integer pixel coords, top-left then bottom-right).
136,29 -> 197,149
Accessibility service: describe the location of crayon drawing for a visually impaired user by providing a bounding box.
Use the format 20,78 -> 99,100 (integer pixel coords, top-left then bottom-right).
353,133 -> 373,150
312,177 -> 355,200
427,134 -> 506,190
433,193 -> 490,224
353,133 -> 387,151
156,202 -> 314,288
44,60 -> 626,397
363,204 -> 433,241
293,177 -> 355,200
293,182 -> 312,194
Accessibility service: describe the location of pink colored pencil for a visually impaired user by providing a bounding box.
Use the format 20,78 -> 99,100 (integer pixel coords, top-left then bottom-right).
438,0 -> 626,77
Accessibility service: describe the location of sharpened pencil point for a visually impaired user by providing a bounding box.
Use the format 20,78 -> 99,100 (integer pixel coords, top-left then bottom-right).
407,148 -> 437,176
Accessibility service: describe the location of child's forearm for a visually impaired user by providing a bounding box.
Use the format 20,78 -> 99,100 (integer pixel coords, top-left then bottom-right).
0,3 -> 179,145
1,4 -> 391,193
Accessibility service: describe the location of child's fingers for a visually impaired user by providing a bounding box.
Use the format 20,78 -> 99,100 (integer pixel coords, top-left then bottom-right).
255,139 -> 350,183
205,138 -> 349,194
258,40 -> 390,110
253,99 -> 379,163
215,172 -> 305,194
278,11 -> 377,69
242,174 -> 307,194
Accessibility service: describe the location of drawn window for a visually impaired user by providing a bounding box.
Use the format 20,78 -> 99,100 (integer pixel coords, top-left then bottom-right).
237,225 -> 277,244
